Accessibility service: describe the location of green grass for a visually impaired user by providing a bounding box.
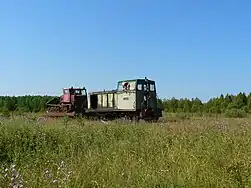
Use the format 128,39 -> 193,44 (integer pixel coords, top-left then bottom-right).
1,115 -> 251,187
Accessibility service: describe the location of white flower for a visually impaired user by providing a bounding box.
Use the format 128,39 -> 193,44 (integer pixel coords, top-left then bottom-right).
60,161 -> 65,167
53,179 -> 58,183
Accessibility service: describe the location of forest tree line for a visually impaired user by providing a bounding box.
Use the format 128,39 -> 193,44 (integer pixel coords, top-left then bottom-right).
0,92 -> 251,116
0,95 -> 54,113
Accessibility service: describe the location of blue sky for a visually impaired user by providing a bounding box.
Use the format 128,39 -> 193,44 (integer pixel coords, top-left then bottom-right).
1,0 -> 251,101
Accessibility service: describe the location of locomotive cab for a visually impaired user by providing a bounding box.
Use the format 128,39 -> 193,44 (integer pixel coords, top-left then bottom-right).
62,88 -> 86,102
62,89 -> 71,103
62,87 -> 88,113
117,78 -> 157,109
135,78 -> 161,120
45,87 -> 88,117
116,77 -> 162,120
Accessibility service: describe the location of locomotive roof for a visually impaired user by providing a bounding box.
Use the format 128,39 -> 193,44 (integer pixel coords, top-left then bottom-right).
63,87 -> 85,90
88,89 -> 117,94
117,78 -> 155,83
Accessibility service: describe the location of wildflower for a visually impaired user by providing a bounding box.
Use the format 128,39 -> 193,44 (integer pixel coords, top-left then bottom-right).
60,161 -> 65,168
53,179 -> 58,183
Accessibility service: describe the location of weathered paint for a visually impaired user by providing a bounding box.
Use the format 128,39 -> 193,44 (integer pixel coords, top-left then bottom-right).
87,95 -> 91,109
87,91 -> 117,109
102,94 -> 107,107
63,93 -> 71,103
114,93 -> 118,108
108,93 -> 114,108
117,91 -> 136,110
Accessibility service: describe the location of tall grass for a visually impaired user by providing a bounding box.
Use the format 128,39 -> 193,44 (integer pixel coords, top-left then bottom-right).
1,116 -> 251,187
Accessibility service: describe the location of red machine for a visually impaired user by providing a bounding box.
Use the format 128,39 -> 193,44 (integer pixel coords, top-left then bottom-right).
46,87 -> 88,117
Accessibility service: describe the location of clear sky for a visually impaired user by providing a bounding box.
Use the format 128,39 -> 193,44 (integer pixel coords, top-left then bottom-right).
1,0 -> 251,101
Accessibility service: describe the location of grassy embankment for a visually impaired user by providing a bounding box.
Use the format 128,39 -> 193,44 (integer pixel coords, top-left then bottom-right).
1,114 -> 251,187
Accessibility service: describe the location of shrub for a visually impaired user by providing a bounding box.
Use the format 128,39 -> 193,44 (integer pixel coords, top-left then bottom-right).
224,108 -> 247,118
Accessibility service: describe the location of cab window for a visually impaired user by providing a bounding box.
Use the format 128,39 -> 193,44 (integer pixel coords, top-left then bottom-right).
137,84 -> 142,90
64,89 -> 69,94
118,81 -> 136,91
75,90 -> 82,95
117,82 -> 123,91
150,84 -> 155,91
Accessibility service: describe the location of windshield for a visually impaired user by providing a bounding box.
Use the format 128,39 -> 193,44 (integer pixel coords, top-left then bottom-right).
63,89 -> 69,94
74,89 -> 82,95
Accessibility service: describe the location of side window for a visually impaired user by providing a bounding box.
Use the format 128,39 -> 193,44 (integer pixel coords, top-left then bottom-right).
129,82 -> 135,90
137,84 -> 142,90
118,83 -> 123,91
150,84 -> 155,91
64,89 -> 69,94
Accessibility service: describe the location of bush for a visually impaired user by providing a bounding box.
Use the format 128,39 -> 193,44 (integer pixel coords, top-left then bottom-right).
0,109 -> 10,118
224,108 -> 247,118
174,112 -> 191,120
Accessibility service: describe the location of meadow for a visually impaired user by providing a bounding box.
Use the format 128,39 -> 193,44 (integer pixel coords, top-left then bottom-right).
1,113 -> 251,187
